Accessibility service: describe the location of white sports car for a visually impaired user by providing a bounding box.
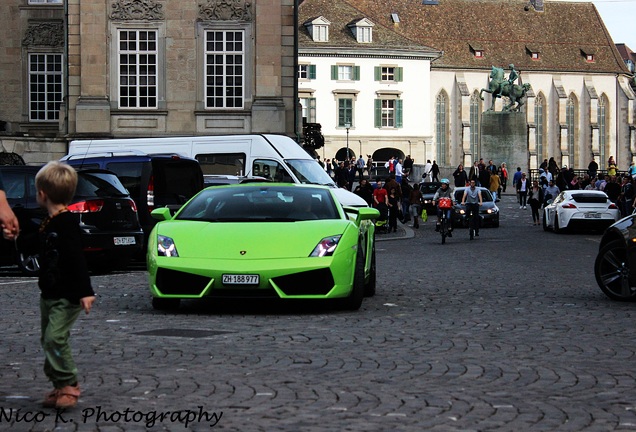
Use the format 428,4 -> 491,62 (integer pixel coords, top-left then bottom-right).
543,190 -> 620,233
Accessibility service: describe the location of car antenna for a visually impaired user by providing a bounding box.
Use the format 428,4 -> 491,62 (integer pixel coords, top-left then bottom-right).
78,139 -> 94,170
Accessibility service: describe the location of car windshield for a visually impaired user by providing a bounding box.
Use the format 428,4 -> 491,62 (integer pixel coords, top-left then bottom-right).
285,159 -> 336,186
420,183 -> 441,194
177,186 -> 340,222
75,172 -> 129,198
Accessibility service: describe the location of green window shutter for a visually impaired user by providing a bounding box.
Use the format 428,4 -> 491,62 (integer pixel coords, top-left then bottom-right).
308,97 -> 316,123
374,99 -> 381,128
353,66 -> 360,81
309,65 -> 316,79
396,67 -> 403,82
331,65 -> 338,80
374,66 -> 381,81
396,100 -> 403,128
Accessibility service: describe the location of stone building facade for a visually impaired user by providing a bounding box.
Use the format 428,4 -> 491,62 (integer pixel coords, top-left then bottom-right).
0,0 -> 297,164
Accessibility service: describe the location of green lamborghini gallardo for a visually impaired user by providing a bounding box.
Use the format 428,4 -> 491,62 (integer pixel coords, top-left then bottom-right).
147,183 -> 379,311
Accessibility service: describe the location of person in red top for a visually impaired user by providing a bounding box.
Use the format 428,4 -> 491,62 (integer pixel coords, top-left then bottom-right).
373,179 -> 388,208
499,162 -> 509,193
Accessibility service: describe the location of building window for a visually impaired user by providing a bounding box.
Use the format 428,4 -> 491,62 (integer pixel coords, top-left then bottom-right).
599,96 -> 607,167
470,93 -> 480,159
29,53 -> 63,121
374,66 -> 403,82
205,30 -> 244,109
300,97 -> 316,123
331,65 -> 359,81
436,93 -> 448,164
338,98 -> 353,127
586,54 -> 595,62
531,52 -> 540,60
474,50 -> 484,58
314,25 -> 328,42
374,99 -> 402,129
535,94 -> 545,162
357,27 -> 372,43
298,64 -> 316,80
566,96 -> 576,167
118,30 -> 157,109
339,65 -> 352,81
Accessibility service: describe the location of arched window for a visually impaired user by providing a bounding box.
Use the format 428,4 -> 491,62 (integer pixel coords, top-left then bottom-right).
566,95 -> 577,168
470,92 -> 481,161
535,94 -> 545,162
436,92 -> 449,165
598,94 -> 608,168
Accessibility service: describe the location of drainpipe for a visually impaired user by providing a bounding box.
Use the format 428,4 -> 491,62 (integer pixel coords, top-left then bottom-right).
293,0 -> 300,143
63,0 -> 69,140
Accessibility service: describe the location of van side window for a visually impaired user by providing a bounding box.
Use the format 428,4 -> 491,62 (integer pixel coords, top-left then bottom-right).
253,159 -> 292,183
196,153 -> 245,176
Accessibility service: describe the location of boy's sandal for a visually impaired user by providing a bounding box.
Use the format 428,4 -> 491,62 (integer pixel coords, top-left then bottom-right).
56,385 -> 80,409
42,389 -> 58,408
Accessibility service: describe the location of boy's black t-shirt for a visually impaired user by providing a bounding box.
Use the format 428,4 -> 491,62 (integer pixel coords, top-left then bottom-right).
39,211 -> 94,304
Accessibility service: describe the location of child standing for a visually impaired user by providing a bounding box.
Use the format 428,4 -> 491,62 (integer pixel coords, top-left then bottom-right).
35,162 -> 95,409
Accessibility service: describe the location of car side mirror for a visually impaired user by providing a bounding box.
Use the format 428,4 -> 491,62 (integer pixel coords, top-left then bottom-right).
151,207 -> 173,221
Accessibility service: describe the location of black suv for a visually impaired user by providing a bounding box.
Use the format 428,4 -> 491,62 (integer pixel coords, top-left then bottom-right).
62,153 -> 204,244
0,166 -> 144,274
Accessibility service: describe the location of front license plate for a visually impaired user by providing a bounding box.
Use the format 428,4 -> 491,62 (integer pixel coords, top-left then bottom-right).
114,236 -> 136,245
585,212 -> 601,219
222,274 -> 259,285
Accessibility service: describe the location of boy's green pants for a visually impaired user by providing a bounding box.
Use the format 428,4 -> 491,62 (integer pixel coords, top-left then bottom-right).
40,297 -> 81,388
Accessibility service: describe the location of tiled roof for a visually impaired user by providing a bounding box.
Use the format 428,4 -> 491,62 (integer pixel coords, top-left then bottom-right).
298,0 -> 440,56
300,0 -> 630,74
616,44 -> 636,64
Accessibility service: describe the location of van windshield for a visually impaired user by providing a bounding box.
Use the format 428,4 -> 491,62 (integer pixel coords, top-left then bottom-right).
285,159 -> 336,187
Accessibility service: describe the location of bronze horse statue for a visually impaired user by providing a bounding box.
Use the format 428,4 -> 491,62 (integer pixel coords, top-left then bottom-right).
480,66 -> 531,112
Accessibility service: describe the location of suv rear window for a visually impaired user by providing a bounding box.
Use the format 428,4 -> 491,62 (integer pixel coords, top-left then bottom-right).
76,172 -> 129,198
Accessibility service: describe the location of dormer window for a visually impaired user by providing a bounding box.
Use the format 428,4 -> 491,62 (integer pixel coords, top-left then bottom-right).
526,45 -> 540,61
469,43 -> 484,59
304,16 -> 331,42
348,18 -> 375,44
581,48 -> 596,63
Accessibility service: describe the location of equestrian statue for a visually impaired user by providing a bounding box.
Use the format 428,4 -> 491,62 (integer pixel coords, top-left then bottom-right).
480,64 -> 531,112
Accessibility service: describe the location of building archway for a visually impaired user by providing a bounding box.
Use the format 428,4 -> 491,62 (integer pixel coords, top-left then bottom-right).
335,148 -> 355,162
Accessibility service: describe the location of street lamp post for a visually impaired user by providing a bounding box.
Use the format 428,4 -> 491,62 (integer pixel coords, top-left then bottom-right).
345,122 -> 351,160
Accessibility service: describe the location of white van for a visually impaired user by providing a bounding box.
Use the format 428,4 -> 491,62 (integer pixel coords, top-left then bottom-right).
68,134 -> 367,207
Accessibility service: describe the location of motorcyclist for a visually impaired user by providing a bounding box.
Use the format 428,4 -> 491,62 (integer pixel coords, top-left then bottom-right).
433,178 -> 454,236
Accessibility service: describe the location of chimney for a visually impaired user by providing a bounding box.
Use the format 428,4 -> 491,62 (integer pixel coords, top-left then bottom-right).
531,0 -> 544,12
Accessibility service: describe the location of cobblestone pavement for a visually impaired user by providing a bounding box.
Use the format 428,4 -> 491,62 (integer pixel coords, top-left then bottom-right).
1,193 -> 635,431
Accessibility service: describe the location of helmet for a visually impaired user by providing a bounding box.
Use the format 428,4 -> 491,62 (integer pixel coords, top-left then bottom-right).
440,178 -> 450,185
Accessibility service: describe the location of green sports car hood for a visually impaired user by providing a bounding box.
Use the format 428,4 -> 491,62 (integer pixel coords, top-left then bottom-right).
154,219 -> 354,259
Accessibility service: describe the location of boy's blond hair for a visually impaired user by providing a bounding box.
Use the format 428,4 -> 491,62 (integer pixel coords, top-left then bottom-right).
35,161 -> 78,205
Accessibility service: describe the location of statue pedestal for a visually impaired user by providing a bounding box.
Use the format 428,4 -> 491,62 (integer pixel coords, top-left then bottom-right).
480,111 -> 528,172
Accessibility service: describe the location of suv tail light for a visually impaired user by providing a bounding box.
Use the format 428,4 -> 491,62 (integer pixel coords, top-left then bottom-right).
147,175 -> 155,212
68,199 -> 104,213
128,198 -> 138,213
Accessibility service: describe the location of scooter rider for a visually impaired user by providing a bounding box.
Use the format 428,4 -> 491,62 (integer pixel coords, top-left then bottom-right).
433,178 -> 454,236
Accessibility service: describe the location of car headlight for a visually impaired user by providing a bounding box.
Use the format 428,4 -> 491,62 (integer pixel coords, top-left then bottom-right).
458,209 -> 466,215
486,208 -> 497,214
157,235 -> 179,257
310,235 -> 341,257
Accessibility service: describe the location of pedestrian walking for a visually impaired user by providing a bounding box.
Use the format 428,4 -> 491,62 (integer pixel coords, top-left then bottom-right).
517,172 -> 529,209
32,162 -> 96,409
528,180 -> 543,225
